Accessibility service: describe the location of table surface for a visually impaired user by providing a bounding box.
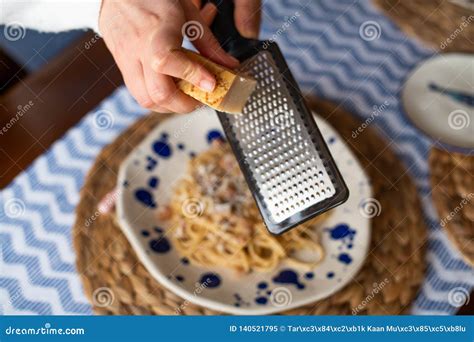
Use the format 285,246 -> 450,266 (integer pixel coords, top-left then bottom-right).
0,31 -> 122,189
0,0 -> 473,315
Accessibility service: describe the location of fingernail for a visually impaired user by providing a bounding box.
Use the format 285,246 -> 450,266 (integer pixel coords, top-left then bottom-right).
200,79 -> 215,92
241,30 -> 257,39
241,21 -> 259,39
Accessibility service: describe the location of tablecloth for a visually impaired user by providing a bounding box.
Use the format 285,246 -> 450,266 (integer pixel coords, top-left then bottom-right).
1,0 -> 473,315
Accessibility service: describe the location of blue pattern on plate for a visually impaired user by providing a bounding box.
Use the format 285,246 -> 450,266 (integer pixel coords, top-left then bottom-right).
206,130 -> 225,143
145,156 -> 158,171
338,253 -> 353,265
134,189 -> 157,208
273,269 -> 305,290
200,273 -> 221,288
326,224 -> 356,250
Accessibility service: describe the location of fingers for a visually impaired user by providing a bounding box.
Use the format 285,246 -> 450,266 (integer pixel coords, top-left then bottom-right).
118,58 -> 155,109
118,0 -> 242,114
144,48 -> 201,113
146,72 -> 200,113
190,0 -> 217,25
152,105 -> 171,113
234,0 -> 261,39
200,2 -> 217,26
118,57 -> 188,114
149,26 -> 217,92
144,4 -> 220,114
180,0 -> 239,69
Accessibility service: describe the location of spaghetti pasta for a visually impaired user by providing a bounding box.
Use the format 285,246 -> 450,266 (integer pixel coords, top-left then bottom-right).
159,140 -> 329,274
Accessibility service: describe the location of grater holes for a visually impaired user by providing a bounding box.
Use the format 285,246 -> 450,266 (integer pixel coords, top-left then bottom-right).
230,51 -> 337,222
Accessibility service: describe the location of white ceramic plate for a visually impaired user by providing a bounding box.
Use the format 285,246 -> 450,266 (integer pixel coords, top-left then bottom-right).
402,53 -> 474,148
116,107 -> 372,314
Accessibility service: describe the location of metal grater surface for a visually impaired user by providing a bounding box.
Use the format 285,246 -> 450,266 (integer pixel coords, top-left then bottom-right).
233,51 -> 336,222
216,42 -> 348,234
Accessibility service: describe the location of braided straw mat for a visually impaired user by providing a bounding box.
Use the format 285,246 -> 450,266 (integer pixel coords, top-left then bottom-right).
429,148 -> 474,266
373,0 -> 474,53
73,99 -> 427,315
375,1 -> 474,265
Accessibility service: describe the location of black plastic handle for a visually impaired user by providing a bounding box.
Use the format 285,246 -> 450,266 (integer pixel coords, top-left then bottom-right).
208,0 -> 256,57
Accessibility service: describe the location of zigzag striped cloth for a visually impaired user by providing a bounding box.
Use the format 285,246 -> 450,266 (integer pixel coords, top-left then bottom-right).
1,0 -> 472,315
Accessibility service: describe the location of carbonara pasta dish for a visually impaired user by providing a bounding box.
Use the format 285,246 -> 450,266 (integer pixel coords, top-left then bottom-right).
158,140 -> 329,274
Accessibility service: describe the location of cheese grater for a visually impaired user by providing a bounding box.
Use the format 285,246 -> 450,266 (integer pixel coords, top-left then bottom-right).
209,0 -> 349,235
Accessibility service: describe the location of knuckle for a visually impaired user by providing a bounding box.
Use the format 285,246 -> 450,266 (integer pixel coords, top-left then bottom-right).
137,96 -> 154,108
150,87 -> 173,104
182,62 -> 197,82
143,13 -> 159,26
167,8 -> 183,20
152,52 -> 171,72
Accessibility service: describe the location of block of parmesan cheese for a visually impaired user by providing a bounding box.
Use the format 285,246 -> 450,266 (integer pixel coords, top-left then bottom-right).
176,49 -> 256,114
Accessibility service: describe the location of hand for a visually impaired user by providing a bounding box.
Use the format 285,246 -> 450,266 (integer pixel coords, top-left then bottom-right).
233,0 -> 261,39
99,0 -> 245,113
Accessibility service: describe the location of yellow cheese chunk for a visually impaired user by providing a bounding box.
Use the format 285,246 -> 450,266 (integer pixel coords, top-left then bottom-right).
176,49 -> 256,114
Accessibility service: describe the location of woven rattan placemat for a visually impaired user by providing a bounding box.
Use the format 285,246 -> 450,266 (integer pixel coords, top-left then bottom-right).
373,0 -> 474,53
429,147 -> 474,267
73,100 -> 427,315
374,0 -> 474,266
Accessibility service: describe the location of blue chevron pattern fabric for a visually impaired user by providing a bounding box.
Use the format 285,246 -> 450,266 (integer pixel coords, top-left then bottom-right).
1,0 -> 472,315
